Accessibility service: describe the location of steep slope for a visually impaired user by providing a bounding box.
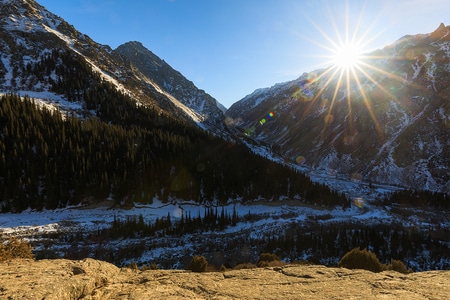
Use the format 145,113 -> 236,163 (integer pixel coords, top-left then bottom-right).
226,24 -> 450,193
0,0 -> 226,130
115,41 -> 227,133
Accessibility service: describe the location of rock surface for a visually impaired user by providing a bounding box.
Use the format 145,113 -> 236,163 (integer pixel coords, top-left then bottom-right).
0,259 -> 449,299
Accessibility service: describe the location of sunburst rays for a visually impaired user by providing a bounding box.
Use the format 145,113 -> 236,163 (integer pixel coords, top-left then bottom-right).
298,1 -> 408,139
237,0 -> 431,166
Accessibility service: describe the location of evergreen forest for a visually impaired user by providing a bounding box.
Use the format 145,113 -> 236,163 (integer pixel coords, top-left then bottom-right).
47,207 -> 449,271
0,91 -> 349,212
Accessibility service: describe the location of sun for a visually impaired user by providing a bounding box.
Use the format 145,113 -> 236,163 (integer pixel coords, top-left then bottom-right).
295,1 -> 402,138
332,42 -> 362,71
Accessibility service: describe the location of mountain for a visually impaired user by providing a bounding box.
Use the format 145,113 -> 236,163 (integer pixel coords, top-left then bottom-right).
115,41 -> 227,132
0,0 -> 351,211
0,0 -> 226,133
226,23 -> 450,194
1,1 -> 448,273
1,0 -> 447,202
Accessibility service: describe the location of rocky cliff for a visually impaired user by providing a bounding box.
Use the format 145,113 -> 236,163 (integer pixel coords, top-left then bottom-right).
1,258 -> 449,299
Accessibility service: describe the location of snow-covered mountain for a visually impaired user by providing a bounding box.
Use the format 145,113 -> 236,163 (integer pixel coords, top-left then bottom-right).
226,23 -> 450,194
2,0 -> 449,195
0,0 -> 226,132
115,42 -> 227,129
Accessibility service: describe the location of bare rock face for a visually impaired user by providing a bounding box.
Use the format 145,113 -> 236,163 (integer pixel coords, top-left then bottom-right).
1,259 -> 449,299
431,23 -> 450,41
0,258 -> 119,299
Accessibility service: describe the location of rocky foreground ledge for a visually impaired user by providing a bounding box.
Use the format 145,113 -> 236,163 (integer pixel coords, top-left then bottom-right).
0,259 -> 449,299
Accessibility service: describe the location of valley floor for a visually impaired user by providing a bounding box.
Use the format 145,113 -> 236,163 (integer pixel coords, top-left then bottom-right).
1,190 -> 449,271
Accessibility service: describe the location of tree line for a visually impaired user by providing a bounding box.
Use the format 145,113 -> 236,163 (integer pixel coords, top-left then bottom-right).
53,209 -> 449,271
0,89 -> 350,211
109,206 -> 240,239
382,189 -> 449,209
264,221 -> 449,271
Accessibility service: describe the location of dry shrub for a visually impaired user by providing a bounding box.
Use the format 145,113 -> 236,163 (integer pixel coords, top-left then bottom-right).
258,253 -> 280,263
388,259 -> 412,274
142,263 -> 160,271
257,252 -> 282,267
188,255 -> 208,273
266,260 -> 285,267
338,247 -> 383,273
206,264 -> 220,272
0,236 -> 34,261
233,263 -> 257,270
127,262 -> 139,270
339,247 -> 411,274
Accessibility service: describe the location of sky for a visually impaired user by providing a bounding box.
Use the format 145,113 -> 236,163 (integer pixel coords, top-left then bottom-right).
37,0 -> 450,109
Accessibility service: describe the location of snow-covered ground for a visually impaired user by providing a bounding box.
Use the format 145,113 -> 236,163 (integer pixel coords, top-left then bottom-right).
0,198 -> 350,236
1,189 -> 448,270
0,171 -> 398,236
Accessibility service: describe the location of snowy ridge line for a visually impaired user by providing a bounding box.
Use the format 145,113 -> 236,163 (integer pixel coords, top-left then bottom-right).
42,24 -> 134,99
42,23 -> 208,129
142,75 -> 207,128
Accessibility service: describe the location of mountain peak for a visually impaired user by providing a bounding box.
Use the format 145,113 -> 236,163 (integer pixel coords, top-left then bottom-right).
116,41 -> 228,119
117,41 -> 151,52
122,41 -> 145,48
431,22 -> 450,41
116,41 -> 162,65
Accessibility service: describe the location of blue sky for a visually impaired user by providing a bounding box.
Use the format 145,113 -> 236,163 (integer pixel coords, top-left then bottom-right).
38,0 -> 450,108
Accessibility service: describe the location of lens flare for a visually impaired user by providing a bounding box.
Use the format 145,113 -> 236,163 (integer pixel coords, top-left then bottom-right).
245,126 -> 255,136
295,156 -> 306,164
307,72 -> 318,83
196,163 -> 206,172
173,206 -> 183,218
320,98 -> 329,108
353,197 -> 366,208
351,172 -> 363,182
324,114 -> 334,124
259,111 -> 276,126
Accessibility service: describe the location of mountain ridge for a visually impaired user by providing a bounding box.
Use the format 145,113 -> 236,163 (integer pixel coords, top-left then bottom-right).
226,23 -> 450,194
0,0 -> 227,133
115,41 -> 228,135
